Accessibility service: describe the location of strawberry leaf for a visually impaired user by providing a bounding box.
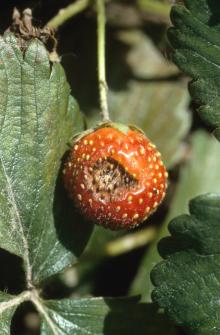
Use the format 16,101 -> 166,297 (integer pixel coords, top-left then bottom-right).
151,193 -> 220,335
0,31 -> 88,286
40,297 -> 171,335
0,292 -> 19,334
168,0 -> 220,136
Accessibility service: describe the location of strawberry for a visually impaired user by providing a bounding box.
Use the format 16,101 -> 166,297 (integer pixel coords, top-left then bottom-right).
63,123 -> 168,230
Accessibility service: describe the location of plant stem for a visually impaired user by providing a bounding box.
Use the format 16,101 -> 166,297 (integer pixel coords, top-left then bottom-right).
47,0 -> 90,29
96,0 -> 110,121
105,227 -> 157,257
138,0 -> 171,19
31,291 -> 59,335
0,291 -> 31,314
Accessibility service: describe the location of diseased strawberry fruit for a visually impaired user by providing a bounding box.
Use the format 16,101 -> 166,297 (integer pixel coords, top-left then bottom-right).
63,123 -> 168,230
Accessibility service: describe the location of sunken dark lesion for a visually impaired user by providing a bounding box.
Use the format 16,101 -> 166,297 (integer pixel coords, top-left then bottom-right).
85,157 -> 138,202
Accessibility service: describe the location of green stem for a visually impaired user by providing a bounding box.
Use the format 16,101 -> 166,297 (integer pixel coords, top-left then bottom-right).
105,227 -> 157,257
47,0 -> 90,29
138,0 -> 170,20
96,0 -> 110,121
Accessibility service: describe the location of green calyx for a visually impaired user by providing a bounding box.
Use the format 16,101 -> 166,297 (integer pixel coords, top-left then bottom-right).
99,121 -> 145,136
70,120 -> 146,147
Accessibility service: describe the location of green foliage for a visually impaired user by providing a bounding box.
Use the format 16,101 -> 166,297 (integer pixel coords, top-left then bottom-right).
151,194 -> 220,335
41,297 -> 167,335
168,0 -> 220,136
0,31 -> 87,284
151,0 -> 220,335
0,31 -> 91,332
0,293 -> 17,334
1,0 -> 219,333
149,1 -> 220,333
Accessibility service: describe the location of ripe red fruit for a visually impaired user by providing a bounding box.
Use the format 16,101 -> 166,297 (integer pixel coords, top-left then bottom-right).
63,123 -> 168,230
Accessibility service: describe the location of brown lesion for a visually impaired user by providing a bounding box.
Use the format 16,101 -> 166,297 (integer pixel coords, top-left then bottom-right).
8,8 -> 57,54
85,157 -> 138,202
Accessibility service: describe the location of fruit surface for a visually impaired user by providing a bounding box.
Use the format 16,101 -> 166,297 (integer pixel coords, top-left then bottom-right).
63,124 -> 168,230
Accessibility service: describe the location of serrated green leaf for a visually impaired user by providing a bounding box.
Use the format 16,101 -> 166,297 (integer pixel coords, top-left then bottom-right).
168,0 -> 220,134
151,193 -> 220,335
0,292 -> 18,334
40,297 -> 175,335
130,131 -> 220,301
0,32 -> 87,285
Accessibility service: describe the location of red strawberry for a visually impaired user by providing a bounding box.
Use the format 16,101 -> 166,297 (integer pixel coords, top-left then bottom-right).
63,123 -> 168,230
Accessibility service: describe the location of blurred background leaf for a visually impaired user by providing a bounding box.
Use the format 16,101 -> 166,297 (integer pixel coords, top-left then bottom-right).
87,29 -> 191,169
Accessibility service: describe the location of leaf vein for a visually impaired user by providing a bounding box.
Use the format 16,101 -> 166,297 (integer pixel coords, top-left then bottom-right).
0,158 -> 32,286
